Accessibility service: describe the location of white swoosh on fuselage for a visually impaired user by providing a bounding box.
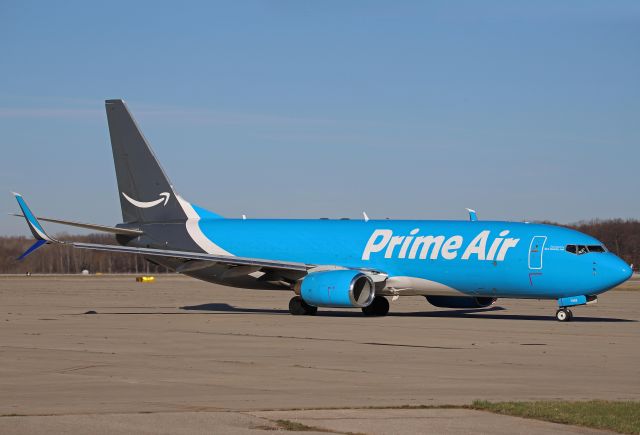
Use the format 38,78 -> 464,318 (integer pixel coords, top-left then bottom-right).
122,192 -> 170,208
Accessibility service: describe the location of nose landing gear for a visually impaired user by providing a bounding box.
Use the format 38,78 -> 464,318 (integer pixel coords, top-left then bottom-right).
556,308 -> 573,322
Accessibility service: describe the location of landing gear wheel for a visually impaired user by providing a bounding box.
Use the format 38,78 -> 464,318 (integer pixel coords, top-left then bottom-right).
288,296 -> 317,316
556,308 -> 572,322
362,296 -> 390,317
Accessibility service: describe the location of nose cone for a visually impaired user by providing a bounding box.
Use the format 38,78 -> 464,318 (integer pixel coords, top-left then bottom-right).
602,255 -> 633,289
620,262 -> 633,282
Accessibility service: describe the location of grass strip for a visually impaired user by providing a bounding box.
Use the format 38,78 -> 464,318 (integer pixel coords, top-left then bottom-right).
274,418 -> 365,434
471,400 -> 640,434
275,419 -> 331,432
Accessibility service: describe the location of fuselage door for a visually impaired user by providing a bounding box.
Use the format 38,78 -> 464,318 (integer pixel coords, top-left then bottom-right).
528,236 -> 547,270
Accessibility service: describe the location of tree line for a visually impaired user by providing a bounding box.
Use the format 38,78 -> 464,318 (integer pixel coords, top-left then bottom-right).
0,233 -> 170,274
0,219 -> 638,274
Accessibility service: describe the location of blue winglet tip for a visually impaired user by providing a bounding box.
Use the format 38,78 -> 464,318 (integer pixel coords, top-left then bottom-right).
17,239 -> 47,261
466,208 -> 478,222
12,192 -> 54,242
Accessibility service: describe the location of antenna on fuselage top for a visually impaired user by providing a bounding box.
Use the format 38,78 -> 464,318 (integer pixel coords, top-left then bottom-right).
242,214 -> 247,220
466,208 -> 478,221
363,211 -> 369,222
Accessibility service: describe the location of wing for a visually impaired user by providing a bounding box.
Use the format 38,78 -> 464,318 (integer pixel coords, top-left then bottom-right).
70,242 -> 309,271
9,213 -> 143,236
12,192 -> 392,288
12,192 -> 309,272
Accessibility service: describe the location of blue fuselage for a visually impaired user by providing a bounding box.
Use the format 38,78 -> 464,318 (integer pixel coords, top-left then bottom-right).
188,219 -> 631,299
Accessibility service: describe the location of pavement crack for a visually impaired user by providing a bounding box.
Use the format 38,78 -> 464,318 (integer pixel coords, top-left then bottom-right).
183,330 -> 467,350
362,342 -> 464,350
58,364 -> 108,373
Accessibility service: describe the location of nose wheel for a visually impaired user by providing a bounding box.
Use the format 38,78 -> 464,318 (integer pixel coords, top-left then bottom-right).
556,308 -> 573,322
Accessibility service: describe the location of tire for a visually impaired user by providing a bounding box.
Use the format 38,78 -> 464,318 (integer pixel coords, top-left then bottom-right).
289,296 -> 317,315
304,302 -> 318,316
556,308 -> 570,322
362,296 -> 390,316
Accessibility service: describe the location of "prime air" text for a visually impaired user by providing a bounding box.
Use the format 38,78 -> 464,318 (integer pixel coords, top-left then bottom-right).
362,229 -> 520,262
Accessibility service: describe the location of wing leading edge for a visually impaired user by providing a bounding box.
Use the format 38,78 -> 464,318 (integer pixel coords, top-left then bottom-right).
9,213 -> 143,236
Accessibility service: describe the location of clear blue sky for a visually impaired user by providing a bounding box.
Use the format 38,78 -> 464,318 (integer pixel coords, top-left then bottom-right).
1,1 -> 638,236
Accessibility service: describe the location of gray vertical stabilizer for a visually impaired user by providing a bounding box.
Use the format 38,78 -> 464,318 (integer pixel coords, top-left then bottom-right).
105,99 -> 188,224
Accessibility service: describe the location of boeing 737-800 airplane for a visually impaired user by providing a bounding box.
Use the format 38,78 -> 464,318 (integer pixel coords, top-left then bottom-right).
13,100 -> 632,321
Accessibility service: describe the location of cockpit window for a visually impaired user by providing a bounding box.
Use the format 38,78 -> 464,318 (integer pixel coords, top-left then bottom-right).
587,245 -> 605,253
565,244 -> 606,255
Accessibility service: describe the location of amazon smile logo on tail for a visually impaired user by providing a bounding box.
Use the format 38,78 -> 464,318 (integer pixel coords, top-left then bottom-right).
122,192 -> 170,208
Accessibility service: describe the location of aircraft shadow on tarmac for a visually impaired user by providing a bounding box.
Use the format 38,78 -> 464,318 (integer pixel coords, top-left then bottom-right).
179,303 -> 636,322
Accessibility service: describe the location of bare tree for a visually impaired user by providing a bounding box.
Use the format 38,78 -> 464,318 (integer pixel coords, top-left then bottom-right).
0,234 -> 171,274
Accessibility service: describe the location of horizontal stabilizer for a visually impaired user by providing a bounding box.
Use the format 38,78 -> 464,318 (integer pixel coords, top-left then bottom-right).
9,214 -> 143,236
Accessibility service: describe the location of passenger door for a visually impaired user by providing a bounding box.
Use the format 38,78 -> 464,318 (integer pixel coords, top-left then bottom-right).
528,236 -> 547,270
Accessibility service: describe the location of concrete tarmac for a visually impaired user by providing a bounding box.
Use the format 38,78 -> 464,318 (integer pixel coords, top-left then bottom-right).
1,275 -> 638,434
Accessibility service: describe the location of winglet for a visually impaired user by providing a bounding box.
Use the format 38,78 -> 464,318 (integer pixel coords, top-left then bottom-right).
13,193 -> 57,243
466,208 -> 478,222
17,239 -> 47,261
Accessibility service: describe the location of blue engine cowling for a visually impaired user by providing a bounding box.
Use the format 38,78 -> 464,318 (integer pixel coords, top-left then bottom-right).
426,296 -> 497,309
299,270 -> 375,308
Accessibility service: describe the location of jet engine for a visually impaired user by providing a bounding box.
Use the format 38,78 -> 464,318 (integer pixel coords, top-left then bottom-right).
296,270 -> 375,308
425,296 -> 497,309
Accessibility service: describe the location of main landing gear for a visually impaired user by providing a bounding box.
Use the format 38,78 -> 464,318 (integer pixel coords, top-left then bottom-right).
289,296 -> 318,316
362,296 -> 390,316
288,295 -> 391,316
556,308 -> 573,322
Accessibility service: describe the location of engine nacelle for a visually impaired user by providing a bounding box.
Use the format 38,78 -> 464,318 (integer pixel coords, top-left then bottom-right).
426,295 -> 497,309
298,270 -> 375,308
